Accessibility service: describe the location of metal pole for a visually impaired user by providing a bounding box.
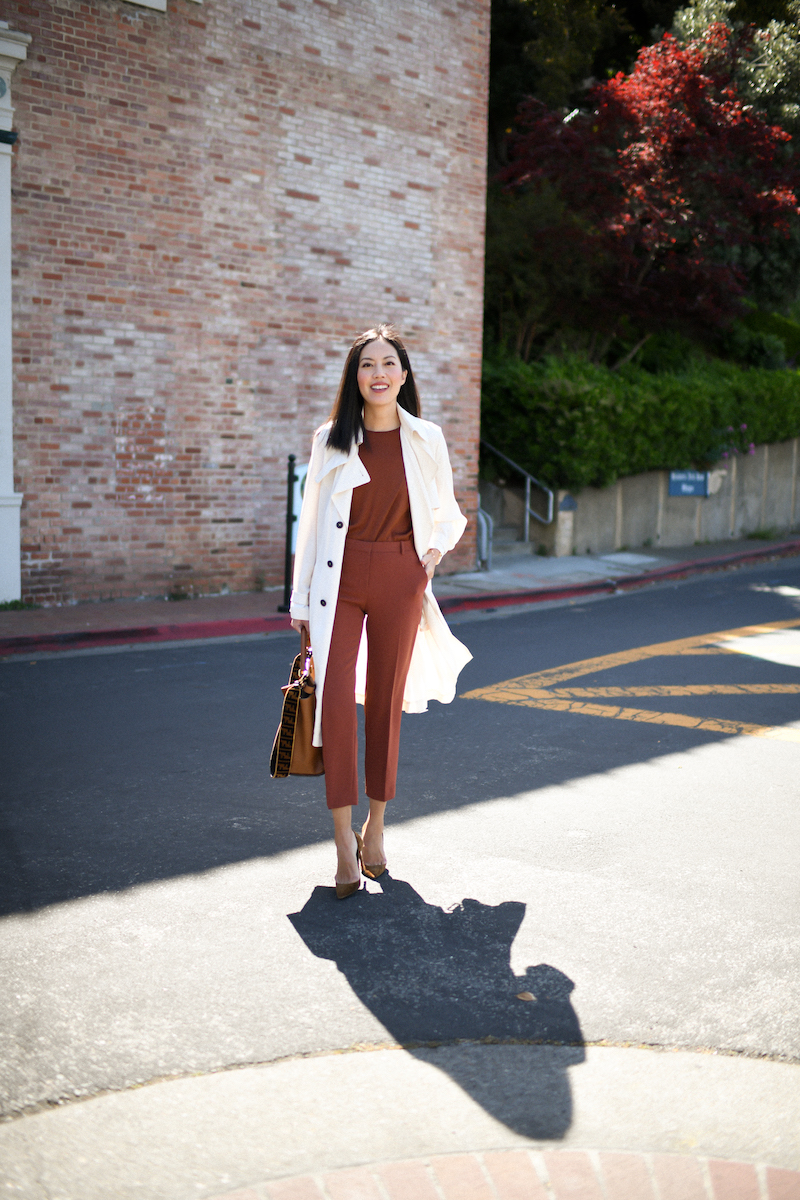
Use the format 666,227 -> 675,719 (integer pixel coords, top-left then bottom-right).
277,453 -> 296,613
524,476 -> 531,544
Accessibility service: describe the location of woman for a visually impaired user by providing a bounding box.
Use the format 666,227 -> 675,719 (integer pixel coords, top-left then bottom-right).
290,324 -> 471,898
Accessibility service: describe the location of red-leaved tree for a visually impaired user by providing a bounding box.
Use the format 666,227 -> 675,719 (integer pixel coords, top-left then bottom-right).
500,25 -> 799,356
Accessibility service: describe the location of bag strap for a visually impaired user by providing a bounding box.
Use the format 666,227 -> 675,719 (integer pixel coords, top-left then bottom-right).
270,677 -> 301,777
300,626 -> 314,678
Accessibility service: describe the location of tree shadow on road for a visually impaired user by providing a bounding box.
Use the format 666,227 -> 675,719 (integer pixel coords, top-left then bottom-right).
288,874 -> 584,1139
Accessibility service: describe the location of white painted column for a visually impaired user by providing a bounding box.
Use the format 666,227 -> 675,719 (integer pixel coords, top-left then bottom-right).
0,25 -> 30,602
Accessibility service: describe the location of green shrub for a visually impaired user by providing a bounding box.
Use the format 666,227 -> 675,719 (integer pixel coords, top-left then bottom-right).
740,311 -> 800,365
720,322 -> 788,370
480,353 -> 800,491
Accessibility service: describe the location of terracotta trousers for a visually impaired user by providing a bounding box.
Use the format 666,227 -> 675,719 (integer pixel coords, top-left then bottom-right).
322,538 -> 428,809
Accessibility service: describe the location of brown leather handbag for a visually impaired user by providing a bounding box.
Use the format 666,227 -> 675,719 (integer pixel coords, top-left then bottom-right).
270,629 -> 325,778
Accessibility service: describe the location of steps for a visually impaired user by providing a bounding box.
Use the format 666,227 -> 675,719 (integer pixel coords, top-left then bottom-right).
491,524 -> 538,558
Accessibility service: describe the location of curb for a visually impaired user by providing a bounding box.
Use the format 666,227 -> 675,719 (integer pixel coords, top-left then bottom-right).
1,539 -> 799,658
0,614 -> 293,658
436,537 -> 800,617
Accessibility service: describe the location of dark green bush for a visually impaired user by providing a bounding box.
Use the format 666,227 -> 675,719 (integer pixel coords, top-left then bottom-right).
740,310 -> 800,366
720,322 -> 788,370
481,353 -> 800,491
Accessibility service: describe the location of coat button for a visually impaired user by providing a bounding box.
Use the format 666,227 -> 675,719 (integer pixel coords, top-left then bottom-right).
327,560 -> 333,567
336,521 -> 343,528
320,599 -> 326,606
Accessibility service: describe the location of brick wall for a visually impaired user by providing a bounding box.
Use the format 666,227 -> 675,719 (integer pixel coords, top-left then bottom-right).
7,0 -> 489,603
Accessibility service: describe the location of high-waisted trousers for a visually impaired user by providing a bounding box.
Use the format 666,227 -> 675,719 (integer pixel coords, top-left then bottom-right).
322,538 -> 428,809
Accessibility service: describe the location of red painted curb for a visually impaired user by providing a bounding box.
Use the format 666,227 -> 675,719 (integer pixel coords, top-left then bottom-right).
1,538 -> 798,657
0,614 -> 293,657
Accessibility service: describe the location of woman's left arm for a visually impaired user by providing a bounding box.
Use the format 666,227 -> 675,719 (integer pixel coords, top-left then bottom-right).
424,430 -> 468,572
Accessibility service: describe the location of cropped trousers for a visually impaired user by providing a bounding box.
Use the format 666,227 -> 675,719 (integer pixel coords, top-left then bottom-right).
322,538 -> 428,810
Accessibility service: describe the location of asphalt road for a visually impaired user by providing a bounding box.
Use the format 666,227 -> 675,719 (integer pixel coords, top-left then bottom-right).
1,558 -> 799,1128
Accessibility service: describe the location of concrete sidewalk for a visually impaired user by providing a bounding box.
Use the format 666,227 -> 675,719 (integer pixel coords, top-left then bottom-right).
1,1043 -> 798,1198
2,534 -> 799,657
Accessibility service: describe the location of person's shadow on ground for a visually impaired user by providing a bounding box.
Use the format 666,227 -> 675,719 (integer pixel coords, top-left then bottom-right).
288,875 -> 584,1138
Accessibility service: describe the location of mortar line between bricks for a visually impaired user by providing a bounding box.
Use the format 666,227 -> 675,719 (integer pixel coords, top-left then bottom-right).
529,1150 -> 555,1194
367,1167 -> 392,1200
586,1149 -> 610,1198
644,1153 -> 662,1200
313,1170 -> 332,1200
368,1166 -> 392,1200
425,1158 -> 449,1200
699,1158 -> 715,1199
474,1152 -> 502,1199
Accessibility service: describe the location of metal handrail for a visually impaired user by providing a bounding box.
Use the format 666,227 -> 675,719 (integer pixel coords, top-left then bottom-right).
476,507 -> 494,571
480,439 -> 554,540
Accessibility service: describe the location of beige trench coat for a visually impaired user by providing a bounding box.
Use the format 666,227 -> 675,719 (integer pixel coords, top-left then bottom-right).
290,405 -> 472,747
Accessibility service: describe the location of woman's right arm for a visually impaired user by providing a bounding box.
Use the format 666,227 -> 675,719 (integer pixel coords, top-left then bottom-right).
289,431 -> 325,632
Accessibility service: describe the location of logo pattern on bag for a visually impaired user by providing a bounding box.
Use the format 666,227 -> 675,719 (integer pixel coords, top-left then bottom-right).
270,645 -> 324,778
270,651 -> 303,778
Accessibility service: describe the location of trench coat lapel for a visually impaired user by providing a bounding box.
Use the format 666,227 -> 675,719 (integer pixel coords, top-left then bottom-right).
398,406 -> 438,480
316,440 -> 370,522
398,406 -> 439,523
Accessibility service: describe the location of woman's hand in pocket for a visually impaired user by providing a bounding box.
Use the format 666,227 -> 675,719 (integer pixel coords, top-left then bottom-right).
420,548 -> 442,580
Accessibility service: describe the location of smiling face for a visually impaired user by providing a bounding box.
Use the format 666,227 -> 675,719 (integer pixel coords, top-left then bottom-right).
357,338 -> 408,415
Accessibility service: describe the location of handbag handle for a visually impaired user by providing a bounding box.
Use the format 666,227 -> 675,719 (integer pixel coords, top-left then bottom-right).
300,626 -> 313,673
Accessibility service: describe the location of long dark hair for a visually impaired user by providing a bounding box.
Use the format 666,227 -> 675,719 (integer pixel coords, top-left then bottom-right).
326,324 -> 421,452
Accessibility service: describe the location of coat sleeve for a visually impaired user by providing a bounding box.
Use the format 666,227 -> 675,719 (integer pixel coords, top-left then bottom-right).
290,431 -> 325,621
427,429 -> 468,558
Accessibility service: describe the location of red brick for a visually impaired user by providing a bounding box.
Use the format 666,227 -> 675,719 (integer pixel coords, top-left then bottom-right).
374,1160 -> 439,1200
265,1178 -> 325,1200
322,1165 -> 383,1200
651,1155 -> 708,1200
709,1160 -> 760,1200
482,1150 -> 549,1200
543,1151 -> 604,1200
767,1167 -> 800,1200
430,1154 -> 494,1199
598,1153 -> 656,1200
7,0 -> 486,605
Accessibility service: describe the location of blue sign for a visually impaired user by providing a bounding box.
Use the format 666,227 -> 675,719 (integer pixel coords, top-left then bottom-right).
669,470 -> 708,497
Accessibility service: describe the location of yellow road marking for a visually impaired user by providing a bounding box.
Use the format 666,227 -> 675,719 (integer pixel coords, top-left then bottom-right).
545,684 -> 800,697
461,618 -> 800,742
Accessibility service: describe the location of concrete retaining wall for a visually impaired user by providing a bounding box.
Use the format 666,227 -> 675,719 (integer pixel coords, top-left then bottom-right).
482,438 -> 800,557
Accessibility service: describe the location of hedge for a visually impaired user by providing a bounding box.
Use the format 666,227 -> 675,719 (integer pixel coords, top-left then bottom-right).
480,353 -> 800,492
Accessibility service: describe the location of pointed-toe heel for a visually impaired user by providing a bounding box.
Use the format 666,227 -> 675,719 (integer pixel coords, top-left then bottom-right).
360,827 -> 387,879
335,832 -> 364,900
362,862 -> 386,880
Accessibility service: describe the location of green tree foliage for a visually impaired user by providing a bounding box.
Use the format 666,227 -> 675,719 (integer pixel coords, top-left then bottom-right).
488,28 -> 799,357
488,0 -> 635,165
672,0 -> 800,131
484,183 -> 611,359
481,0 -> 800,487
740,309 -> 800,363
